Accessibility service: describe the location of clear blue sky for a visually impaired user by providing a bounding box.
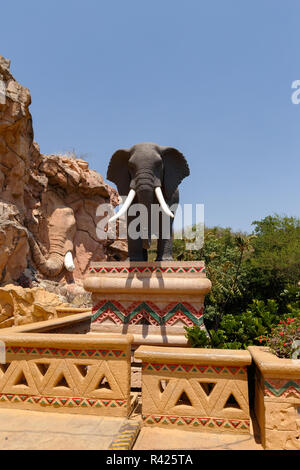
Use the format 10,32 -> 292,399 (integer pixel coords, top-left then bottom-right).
1,0 -> 299,233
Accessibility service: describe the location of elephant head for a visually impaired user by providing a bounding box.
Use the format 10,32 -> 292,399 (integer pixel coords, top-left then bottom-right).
107,142 -> 189,260
29,205 -> 76,277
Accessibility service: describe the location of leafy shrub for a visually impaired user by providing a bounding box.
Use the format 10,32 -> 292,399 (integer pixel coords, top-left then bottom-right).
179,214 -> 300,350
279,284 -> 300,312
175,227 -> 257,325
174,216 -> 300,321
185,299 -> 287,350
260,317 -> 300,358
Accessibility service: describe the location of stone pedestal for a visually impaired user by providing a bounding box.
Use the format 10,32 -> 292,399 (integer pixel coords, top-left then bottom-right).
83,261 -> 211,346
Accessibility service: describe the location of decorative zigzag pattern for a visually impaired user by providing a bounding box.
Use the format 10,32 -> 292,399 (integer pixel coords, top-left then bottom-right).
142,414 -> 250,432
140,357 -> 250,434
0,345 -> 130,417
89,266 -> 205,274
6,347 -> 126,359
264,378 -> 300,398
91,300 -> 204,327
0,394 -> 127,409
142,363 -> 246,375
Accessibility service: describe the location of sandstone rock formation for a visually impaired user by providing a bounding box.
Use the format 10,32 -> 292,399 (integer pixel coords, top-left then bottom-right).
0,55 -> 127,303
0,284 -> 78,328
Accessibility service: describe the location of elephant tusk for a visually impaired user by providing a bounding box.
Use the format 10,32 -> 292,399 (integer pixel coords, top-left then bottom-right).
64,251 -> 75,272
155,187 -> 174,218
109,189 -> 136,222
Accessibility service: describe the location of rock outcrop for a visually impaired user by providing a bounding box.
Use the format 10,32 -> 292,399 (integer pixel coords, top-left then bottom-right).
0,55 -> 127,306
0,284 -> 75,328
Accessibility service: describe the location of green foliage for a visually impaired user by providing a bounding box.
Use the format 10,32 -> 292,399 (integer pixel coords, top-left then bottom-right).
183,326 -> 209,348
279,284 -> 300,312
246,215 -> 300,301
175,226 -> 257,331
261,317 -> 300,359
175,214 -> 300,356
185,299 -> 283,350
174,215 -> 300,315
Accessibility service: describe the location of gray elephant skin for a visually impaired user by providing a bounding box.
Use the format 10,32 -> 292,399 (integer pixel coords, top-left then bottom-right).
107,142 -> 190,261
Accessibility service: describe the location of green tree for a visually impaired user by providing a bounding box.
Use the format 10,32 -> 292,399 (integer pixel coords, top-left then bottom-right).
246,215 -> 300,303
174,226 -> 255,328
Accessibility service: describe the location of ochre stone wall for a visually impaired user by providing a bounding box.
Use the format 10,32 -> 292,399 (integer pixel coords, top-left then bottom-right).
135,345 -> 251,434
249,346 -> 300,450
86,262 -> 211,345
0,331 -> 133,417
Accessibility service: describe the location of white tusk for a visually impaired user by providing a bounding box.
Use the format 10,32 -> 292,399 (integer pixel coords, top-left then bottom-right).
109,189 -> 136,222
64,251 -> 75,272
155,187 -> 174,218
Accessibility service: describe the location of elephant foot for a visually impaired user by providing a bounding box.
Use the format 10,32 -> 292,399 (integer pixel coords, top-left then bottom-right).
129,255 -> 148,262
155,256 -> 174,262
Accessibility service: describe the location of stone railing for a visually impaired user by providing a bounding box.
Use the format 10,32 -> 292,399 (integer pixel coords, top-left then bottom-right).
6,311 -> 93,335
0,330 -> 133,417
135,345 -> 252,434
248,346 -> 300,450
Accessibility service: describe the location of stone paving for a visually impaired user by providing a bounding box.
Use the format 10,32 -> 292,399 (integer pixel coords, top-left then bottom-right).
132,400 -> 263,450
130,394 -> 263,451
133,424 -> 263,450
0,409 -> 129,450
0,405 -> 263,450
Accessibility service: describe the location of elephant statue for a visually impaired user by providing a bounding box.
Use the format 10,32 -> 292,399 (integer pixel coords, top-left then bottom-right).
107,142 -> 190,261
28,205 -> 76,277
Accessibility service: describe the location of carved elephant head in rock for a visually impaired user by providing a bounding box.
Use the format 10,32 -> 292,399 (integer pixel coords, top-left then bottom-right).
107,142 -> 189,261
29,204 -> 76,277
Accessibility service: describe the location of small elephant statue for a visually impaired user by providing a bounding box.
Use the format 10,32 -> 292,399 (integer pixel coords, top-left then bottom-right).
107,142 -> 190,261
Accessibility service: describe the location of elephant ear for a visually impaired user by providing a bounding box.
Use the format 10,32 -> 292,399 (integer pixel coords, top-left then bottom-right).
161,147 -> 190,199
107,149 -> 131,196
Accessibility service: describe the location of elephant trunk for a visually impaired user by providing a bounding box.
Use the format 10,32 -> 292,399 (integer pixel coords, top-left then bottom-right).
135,170 -> 154,250
141,197 -> 152,250
28,233 -> 75,277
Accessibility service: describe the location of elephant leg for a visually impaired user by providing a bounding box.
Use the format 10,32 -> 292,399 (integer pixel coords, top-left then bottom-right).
127,215 -> 148,261
156,191 -> 178,261
156,214 -> 174,261
156,237 -> 173,261
128,236 -> 148,261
